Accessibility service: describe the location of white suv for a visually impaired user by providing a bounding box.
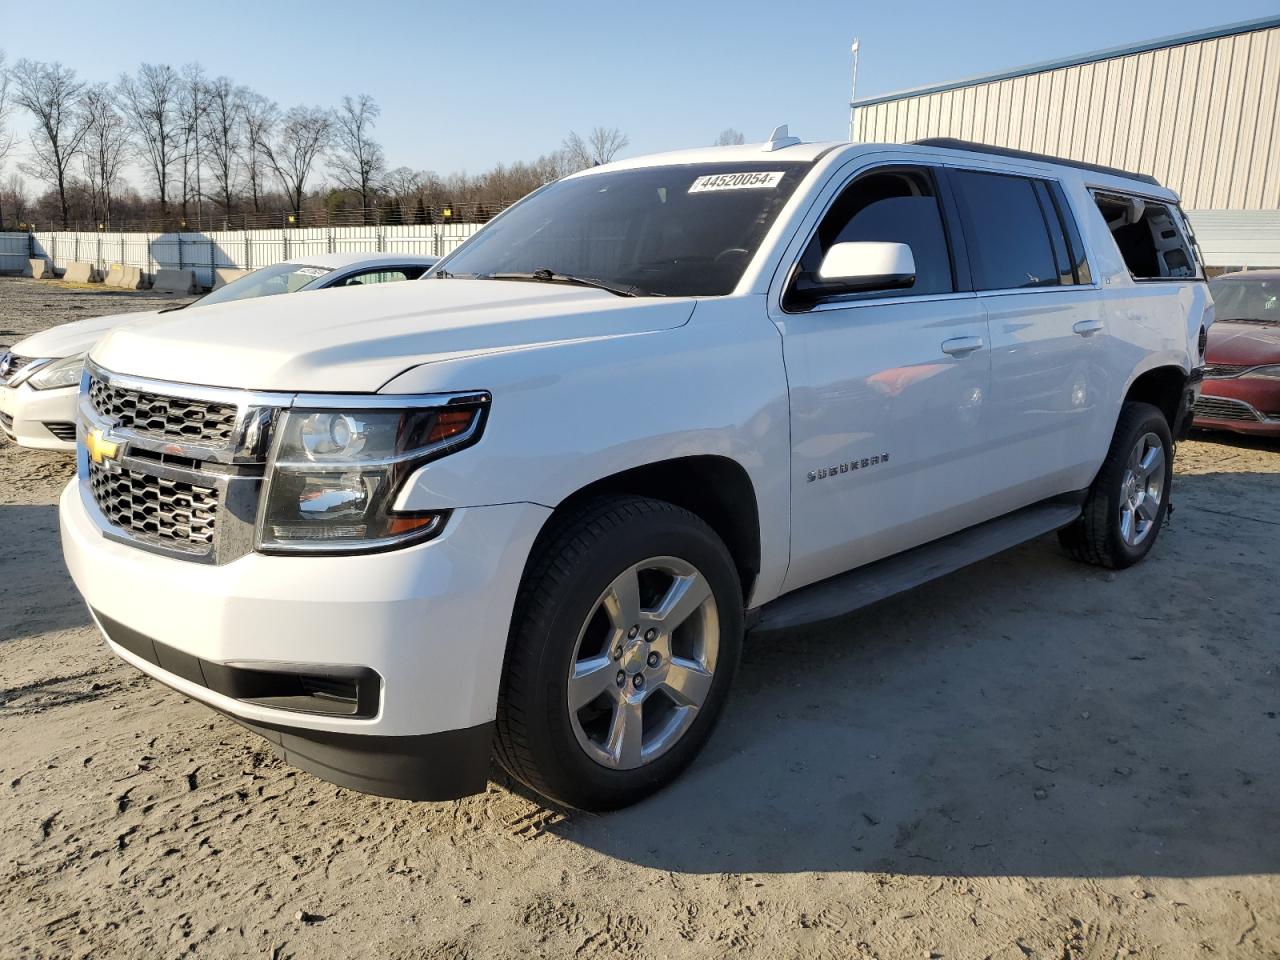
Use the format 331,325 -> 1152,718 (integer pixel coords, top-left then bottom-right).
60,134 -> 1211,810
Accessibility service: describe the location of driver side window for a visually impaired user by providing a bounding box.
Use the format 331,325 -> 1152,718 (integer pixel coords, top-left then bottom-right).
787,167 -> 955,309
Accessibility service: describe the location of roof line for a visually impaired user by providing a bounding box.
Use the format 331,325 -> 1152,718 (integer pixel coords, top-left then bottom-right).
851,14 -> 1280,108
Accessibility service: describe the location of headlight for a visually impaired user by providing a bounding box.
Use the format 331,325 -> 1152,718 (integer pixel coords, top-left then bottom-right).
256,397 -> 488,554
1244,364 -> 1280,380
25,353 -> 87,390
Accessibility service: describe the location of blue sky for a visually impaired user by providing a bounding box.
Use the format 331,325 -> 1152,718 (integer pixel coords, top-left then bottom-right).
3,0 -> 1278,179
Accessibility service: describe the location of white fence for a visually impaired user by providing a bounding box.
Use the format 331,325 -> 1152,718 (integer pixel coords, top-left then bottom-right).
0,223 -> 486,288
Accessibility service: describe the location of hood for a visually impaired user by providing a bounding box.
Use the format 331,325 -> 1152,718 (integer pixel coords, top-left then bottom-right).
1204,319 -> 1280,366
14,310 -> 161,359
90,280 -> 697,392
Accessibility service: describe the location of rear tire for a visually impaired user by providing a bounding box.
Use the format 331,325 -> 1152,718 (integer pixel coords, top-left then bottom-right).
1058,401 -> 1173,569
494,495 -> 743,810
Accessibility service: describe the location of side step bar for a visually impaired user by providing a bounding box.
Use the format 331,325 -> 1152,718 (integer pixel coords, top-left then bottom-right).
750,499 -> 1083,633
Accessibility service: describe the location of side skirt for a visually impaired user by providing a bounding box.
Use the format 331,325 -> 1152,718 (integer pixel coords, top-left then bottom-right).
749,495 -> 1084,634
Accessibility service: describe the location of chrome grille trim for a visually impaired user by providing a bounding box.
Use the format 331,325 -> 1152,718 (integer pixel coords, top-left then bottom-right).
0,352 -> 37,385
77,362 -> 288,564
1202,362 -> 1255,379
43,421 -> 77,442
1193,395 -> 1263,422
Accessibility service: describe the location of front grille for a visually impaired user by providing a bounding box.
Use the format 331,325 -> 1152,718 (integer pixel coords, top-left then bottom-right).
88,376 -> 238,444
1193,395 -> 1262,422
0,411 -> 13,435
1202,362 -> 1254,379
0,353 -> 36,384
43,421 -> 77,442
88,460 -> 219,551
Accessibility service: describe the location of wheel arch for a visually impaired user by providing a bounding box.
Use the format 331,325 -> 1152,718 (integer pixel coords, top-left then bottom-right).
537,455 -> 762,603
1123,364 -> 1187,428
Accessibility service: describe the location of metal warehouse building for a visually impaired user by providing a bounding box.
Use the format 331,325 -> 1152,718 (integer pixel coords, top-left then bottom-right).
851,15 -> 1280,271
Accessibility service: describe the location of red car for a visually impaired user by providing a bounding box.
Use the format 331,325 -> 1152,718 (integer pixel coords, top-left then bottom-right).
1195,270 -> 1280,436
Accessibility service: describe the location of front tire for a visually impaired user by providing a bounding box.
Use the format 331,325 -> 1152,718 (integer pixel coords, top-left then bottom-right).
494,496 -> 744,810
1059,401 -> 1174,569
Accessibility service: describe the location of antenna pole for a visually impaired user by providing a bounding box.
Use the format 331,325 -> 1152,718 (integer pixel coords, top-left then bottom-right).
849,38 -> 861,141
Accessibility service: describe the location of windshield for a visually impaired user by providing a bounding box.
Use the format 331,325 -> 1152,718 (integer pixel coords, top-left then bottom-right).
194,262 -> 334,307
1209,277 -> 1280,323
438,162 -> 812,296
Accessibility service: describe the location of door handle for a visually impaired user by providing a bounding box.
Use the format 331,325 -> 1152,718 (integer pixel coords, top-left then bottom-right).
1073,319 -> 1104,336
941,336 -> 984,357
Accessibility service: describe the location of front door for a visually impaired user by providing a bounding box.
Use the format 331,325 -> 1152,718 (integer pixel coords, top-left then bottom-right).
776,164 -> 993,594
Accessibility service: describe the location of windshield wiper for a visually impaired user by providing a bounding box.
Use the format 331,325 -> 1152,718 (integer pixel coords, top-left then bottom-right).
485,269 -> 645,298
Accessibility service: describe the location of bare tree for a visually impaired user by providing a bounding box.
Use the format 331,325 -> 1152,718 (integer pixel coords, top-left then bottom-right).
382,166 -> 426,199
380,165 -> 426,223
0,50 -> 14,171
714,128 -> 745,146
0,50 -> 14,228
80,83 -> 130,227
329,94 -> 385,222
1,172 -> 30,228
12,59 -> 91,228
177,63 -> 208,225
118,63 -> 181,219
240,91 -> 276,214
562,126 -> 629,170
262,105 -> 331,216
201,76 -> 242,220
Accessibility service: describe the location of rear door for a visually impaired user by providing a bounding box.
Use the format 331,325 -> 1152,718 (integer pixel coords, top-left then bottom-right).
774,163 -> 993,593
945,167 -> 1106,509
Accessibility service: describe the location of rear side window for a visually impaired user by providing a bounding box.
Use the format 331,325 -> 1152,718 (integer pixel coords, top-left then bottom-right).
329,266 -> 429,287
949,170 -> 1061,290
1046,181 -> 1093,285
1092,192 -> 1200,280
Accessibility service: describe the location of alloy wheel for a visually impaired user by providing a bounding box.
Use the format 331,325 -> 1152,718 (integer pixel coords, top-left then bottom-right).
1119,431 -> 1165,547
566,556 -> 720,770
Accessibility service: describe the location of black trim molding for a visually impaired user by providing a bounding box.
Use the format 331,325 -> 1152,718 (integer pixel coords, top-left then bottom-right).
94,609 -> 381,718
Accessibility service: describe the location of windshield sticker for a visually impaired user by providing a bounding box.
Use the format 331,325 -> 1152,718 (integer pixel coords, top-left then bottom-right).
688,171 -> 785,193
294,267 -> 329,277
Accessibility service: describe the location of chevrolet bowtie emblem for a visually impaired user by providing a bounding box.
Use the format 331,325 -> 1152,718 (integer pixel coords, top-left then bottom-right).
85,427 -> 121,465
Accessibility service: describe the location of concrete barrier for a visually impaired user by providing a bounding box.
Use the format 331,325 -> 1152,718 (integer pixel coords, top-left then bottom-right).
30,259 -> 56,279
213,267 -> 250,289
103,263 -> 126,287
152,268 -> 196,294
63,261 -> 101,283
119,266 -> 146,290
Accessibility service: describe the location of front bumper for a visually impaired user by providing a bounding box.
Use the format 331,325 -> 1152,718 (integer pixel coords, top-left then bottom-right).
61,480 -> 551,799
0,383 -> 79,451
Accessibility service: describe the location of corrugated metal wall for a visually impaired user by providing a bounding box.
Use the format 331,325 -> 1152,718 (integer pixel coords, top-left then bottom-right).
1186,209 -> 1280,268
0,223 -> 484,287
852,23 -> 1280,211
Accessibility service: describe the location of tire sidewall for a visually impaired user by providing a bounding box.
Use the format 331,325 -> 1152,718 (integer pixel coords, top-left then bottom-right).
519,506 -> 743,809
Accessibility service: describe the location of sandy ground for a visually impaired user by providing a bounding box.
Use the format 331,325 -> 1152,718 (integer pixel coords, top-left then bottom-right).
1,276 -> 1277,959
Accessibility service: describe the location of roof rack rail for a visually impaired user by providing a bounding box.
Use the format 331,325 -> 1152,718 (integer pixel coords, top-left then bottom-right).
911,138 -> 1161,186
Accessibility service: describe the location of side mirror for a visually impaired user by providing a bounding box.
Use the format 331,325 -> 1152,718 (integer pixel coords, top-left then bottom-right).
816,241 -> 916,293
